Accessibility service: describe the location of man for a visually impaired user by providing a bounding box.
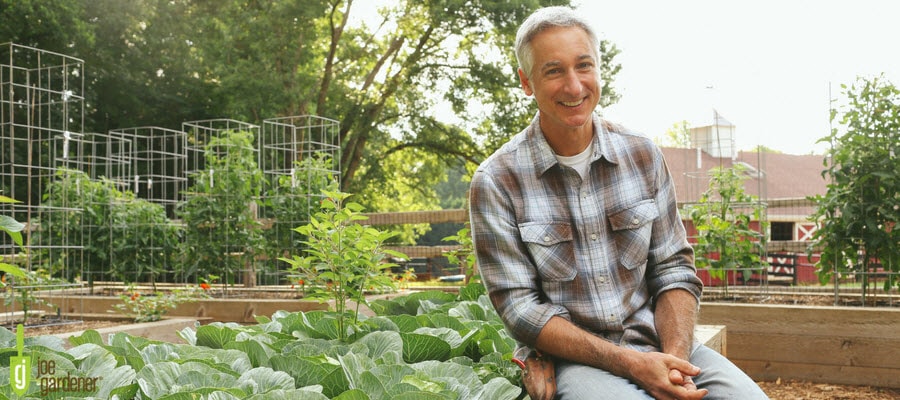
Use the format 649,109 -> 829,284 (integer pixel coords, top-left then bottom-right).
468,6 -> 768,399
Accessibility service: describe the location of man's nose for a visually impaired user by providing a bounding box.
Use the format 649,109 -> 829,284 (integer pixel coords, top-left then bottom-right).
562,70 -> 583,95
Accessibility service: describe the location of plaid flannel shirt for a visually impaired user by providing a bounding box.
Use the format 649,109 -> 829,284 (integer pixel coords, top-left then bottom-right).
469,114 -> 702,352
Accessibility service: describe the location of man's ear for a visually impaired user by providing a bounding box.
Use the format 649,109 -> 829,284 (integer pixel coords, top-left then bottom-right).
518,68 -> 533,96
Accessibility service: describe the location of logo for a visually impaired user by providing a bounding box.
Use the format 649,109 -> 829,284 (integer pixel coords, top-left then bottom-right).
10,324 -> 31,396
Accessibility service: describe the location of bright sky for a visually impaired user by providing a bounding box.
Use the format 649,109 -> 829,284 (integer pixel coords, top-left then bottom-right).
351,1 -> 900,155
578,0 -> 900,155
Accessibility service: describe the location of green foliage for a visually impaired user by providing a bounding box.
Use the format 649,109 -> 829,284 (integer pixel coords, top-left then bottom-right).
655,120 -> 692,148
113,284 -> 211,323
280,190 -> 407,340
357,147 -> 441,244
0,194 -> 25,264
0,0 -> 93,52
810,75 -> 900,294
1,1 -> 622,214
686,166 -> 767,290
34,169 -> 111,280
179,130 -> 264,285
442,225 -> 477,284
0,284 -> 520,399
109,195 -> 181,285
397,268 -> 417,291
261,154 -> 338,265
1,268 -> 65,324
1,0 -> 221,133
34,169 -> 178,283
1,196 -> 63,324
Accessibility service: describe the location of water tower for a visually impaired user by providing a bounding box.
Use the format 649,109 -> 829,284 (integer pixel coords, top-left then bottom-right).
690,109 -> 736,159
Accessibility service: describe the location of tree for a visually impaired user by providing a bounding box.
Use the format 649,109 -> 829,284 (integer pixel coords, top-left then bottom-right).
0,0 -> 223,133
155,0 -> 622,218
1,1 -> 623,214
754,145 -> 782,154
0,0 -> 225,208
0,0 -> 93,207
810,74 -> 900,300
79,0 -> 225,133
0,0 -> 93,52
655,120 -> 691,148
187,0 -> 619,207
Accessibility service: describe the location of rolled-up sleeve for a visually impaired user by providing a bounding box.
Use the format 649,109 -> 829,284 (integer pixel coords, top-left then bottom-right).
645,154 -> 703,301
469,168 -> 569,346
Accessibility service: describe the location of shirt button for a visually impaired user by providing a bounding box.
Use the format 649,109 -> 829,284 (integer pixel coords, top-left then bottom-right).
598,276 -> 607,284
631,217 -> 640,226
590,233 -> 598,240
543,236 -> 551,242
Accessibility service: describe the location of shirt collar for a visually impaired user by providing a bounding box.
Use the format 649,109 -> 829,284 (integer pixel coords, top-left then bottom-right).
527,113 -> 619,176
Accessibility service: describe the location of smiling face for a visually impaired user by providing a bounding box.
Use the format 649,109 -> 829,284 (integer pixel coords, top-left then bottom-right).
518,26 -> 601,155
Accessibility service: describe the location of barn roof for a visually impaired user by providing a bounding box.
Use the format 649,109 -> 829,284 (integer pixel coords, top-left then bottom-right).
660,147 -> 829,218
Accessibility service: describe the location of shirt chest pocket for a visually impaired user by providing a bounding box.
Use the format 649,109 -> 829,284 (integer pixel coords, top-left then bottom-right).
519,222 -> 577,281
608,200 -> 659,269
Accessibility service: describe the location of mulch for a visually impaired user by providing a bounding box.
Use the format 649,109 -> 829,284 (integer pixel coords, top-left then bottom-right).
757,379 -> 900,400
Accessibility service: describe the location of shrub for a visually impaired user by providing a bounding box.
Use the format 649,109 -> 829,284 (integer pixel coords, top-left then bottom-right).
280,189 -> 406,340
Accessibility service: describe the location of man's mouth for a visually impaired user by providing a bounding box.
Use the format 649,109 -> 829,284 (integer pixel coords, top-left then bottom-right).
560,98 -> 584,107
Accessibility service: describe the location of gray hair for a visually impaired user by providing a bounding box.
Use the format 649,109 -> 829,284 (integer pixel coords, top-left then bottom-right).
515,6 -> 601,79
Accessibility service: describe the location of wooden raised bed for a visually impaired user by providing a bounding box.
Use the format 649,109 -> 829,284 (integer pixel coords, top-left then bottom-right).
699,303 -> 900,389
9,286 -> 898,389
52,317 -> 201,349
3,290 -> 329,324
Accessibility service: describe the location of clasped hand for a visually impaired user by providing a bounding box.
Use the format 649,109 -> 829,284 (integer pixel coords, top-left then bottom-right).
626,351 -> 708,400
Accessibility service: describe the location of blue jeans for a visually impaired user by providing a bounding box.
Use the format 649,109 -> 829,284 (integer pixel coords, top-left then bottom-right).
554,344 -> 769,399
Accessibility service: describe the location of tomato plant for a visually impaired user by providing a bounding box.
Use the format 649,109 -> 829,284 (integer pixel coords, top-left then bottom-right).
178,130 -> 263,288
686,165 -> 768,295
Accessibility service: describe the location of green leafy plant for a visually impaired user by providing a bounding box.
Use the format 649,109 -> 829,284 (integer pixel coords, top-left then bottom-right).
0,195 -> 26,275
280,189 -> 406,341
1,269 -> 64,324
34,169 -> 179,285
0,284 -> 522,399
0,195 -> 25,250
109,194 -> 181,286
396,267 -> 416,290
179,130 -> 264,287
1,195 -> 62,324
443,224 -> 477,284
261,154 -> 338,278
112,284 -> 211,323
810,75 -> 900,300
32,168 -> 114,281
686,165 -> 768,295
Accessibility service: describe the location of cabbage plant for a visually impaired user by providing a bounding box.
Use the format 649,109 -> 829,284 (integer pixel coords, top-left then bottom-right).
0,284 -> 524,399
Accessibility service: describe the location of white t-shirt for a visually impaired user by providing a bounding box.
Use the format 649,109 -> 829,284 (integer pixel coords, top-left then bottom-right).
555,141 -> 593,179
